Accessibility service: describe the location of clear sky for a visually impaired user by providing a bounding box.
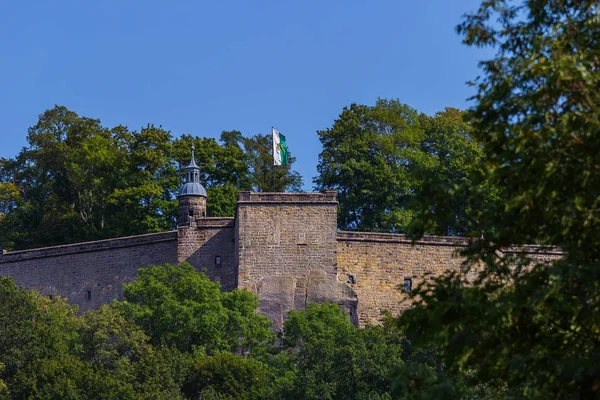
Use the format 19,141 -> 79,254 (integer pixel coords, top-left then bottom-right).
0,0 -> 490,190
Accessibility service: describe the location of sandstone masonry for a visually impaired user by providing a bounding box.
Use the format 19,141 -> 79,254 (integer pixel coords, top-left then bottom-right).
0,151 -> 563,326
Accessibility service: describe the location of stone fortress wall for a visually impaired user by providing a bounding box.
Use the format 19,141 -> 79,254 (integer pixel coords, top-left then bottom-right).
0,191 -> 562,326
235,191 -> 356,329
0,232 -> 178,312
337,232 -> 468,326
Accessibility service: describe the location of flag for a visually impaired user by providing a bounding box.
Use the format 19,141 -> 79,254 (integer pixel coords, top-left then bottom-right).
272,128 -> 288,166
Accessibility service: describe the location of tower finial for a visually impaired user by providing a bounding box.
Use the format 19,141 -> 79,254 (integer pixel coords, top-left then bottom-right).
186,144 -> 199,170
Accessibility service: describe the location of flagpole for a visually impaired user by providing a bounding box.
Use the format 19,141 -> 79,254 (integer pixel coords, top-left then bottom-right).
271,126 -> 275,192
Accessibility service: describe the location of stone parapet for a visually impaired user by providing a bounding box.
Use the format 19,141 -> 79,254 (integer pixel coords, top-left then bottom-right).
237,191 -> 338,204
337,231 -> 469,247
337,231 -> 564,256
196,217 -> 235,228
0,231 -> 177,263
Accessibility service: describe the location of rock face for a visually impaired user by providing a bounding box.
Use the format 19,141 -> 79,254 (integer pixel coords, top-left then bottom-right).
255,271 -> 357,330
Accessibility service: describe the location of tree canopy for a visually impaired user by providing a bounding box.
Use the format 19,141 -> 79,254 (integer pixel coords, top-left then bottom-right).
314,99 -> 494,235
0,107 -> 303,250
398,0 -> 600,398
0,264 -> 474,399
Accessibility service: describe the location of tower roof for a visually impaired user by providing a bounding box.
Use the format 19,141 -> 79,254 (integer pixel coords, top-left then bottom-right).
185,144 -> 200,170
178,145 -> 207,198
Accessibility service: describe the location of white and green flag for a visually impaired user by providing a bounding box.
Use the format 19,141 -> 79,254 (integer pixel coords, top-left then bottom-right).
272,128 -> 288,166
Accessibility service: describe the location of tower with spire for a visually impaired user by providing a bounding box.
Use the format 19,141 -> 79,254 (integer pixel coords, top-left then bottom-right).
177,145 -> 207,227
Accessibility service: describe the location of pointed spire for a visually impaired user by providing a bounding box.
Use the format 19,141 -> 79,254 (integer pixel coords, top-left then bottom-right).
178,143 -> 207,197
183,144 -> 201,184
187,144 -> 199,169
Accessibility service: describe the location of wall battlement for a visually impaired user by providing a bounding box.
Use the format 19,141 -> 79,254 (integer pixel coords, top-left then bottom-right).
337,231 -> 469,246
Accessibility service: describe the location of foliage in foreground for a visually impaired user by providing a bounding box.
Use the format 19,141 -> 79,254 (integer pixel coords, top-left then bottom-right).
0,263 -> 490,400
399,1 -> 600,399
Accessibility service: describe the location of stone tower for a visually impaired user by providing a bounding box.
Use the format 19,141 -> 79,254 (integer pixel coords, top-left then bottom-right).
176,146 -> 237,290
177,145 -> 207,227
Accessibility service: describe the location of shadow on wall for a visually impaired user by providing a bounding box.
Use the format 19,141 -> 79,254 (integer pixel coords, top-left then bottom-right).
182,226 -> 237,291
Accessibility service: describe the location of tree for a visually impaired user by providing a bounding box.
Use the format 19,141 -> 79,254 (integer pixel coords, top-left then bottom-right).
0,276 -> 187,399
0,107 -> 306,250
315,99 -> 488,234
0,107 -> 179,249
116,263 -> 274,354
407,107 -> 498,237
244,133 -> 303,192
183,353 -> 273,400
399,1 -> 600,398
276,302 -> 404,400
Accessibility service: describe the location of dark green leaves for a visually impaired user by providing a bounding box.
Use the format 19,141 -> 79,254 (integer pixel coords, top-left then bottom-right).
399,1 -> 600,398
315,99 -> 491,235
0,108 -> 304,250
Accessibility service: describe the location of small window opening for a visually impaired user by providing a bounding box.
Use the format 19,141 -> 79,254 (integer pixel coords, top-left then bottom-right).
403,278 -> 412,292
202,211 -> 206,217
348,275 -> 356,285
86,290 -> 92,300
215,255 -> 221,266
189,209 -> 194,217
296,232 -> 307,245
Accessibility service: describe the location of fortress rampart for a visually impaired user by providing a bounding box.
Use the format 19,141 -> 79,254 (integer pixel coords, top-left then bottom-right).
336,232 -> 468,326
0,231 -> 178,312
0,153 -> 565,327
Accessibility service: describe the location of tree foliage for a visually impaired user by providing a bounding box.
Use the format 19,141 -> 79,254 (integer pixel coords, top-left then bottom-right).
399,1 -> 600,399
0,264 -> 487,399
276,303 -> 404,400
0,108 -> 303,250
117,262 -> 275,355
314,99 -> 493,235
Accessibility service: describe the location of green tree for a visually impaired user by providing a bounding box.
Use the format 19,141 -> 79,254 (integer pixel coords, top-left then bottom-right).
315,99 -> 487,234
399,1 -> 600,398
244,133 -> 303,192
276,302 -> 404,400
0,276 -> 187,399
0,107 -> 179,250
183,353 -> 273,400
107,124 -> 179,235
407,107 -> 497,237
116,263 -> 274,354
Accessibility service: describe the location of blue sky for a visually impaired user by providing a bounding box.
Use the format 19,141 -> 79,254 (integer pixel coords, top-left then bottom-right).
0,0 -> 490,190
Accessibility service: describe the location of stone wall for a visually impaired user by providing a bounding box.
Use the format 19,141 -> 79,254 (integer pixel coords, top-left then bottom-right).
336,232 -> 468,326
236,191 -> 357,329
0,189 -> 565,328
178,217 -> 236,291
0,232 -> 178,312
337,231 -> 564,327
